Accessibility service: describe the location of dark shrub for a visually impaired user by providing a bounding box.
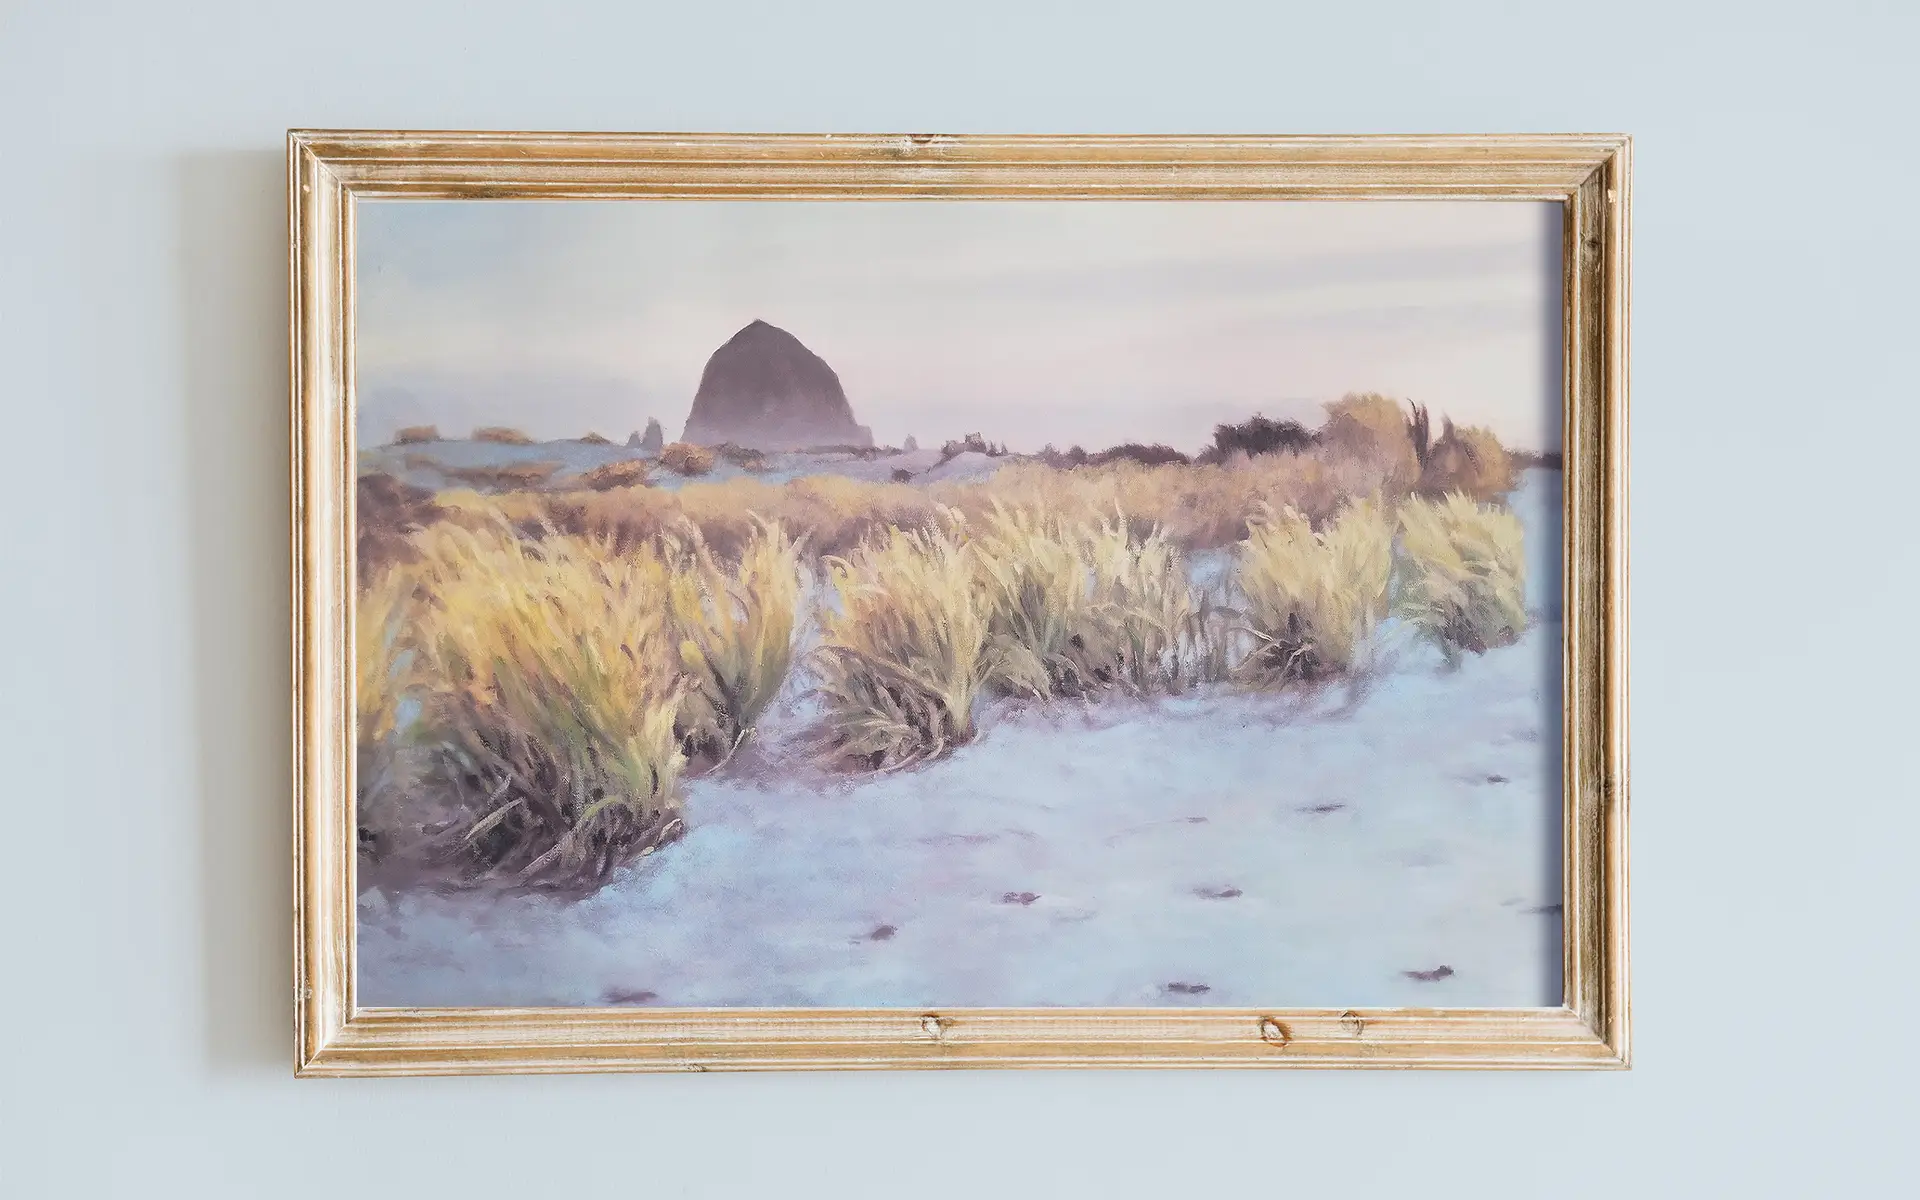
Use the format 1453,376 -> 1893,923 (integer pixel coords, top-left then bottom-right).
1511,449 -> 1564,470
891,467 -> 915,483
1089,442 -> 1190,467
938,432 -> 1007,465
1210,414 -> 1315,459
711,442 -> 768,471
444,461 -> 562,491
808,444 -> 891,459
356,472 -> 443,585
1407,402 -> 1432,468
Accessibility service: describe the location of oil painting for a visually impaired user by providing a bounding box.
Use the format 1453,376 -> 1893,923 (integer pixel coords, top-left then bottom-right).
351,197 -> 1566,1010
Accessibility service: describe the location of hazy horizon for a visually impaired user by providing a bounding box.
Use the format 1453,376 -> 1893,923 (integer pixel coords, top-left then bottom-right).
357,199 -> 1563,454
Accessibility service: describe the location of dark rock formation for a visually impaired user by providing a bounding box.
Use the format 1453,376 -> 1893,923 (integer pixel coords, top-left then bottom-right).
681,320 -> 871,451
640,417 -> 664,454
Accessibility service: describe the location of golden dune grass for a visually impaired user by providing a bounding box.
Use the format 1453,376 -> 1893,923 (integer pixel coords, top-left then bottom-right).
1394,493 -> 1528,662
355,566 -> 413,747
419,390 -> 1514,557
358,510 -> 811,884
808,502 -> 1235,768
971,505 -> 1107,699
814,522 -> 992,768
938,449 -> 1400,549
470,473 -> 941,560
1236,498 -> 1394,683
403,524 -> 690,884
354,565 -> 432,856
1068,512 -> 1228,693
354,396 -> 1531,871
662,519 -> 807,764
455,443 -> 1413,566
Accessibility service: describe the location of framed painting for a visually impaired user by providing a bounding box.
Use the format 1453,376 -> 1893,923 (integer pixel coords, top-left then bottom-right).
292,131 -> 1629,1074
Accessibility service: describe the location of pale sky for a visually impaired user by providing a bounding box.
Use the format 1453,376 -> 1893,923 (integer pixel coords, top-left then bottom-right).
356,199 -> 1562,453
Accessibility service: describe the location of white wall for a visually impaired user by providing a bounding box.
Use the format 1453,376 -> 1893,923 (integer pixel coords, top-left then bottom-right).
3,2 -> 1914,1195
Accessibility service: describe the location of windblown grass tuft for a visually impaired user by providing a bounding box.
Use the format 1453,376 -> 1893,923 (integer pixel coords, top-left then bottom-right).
1075,513 -> 1229,693
405,524 -> 689,886
972,505 -> 1106,699
662,519 -> 806,765
814,522 -> 990,769
972,505 -> 1229,700
1394,493 -> 1528,662
1236,498 -> 1393,684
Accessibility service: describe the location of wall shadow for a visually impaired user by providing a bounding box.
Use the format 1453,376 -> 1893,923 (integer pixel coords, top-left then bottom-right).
179,149 -> 295,1073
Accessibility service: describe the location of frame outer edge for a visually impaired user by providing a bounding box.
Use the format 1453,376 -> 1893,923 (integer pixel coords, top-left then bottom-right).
1606,137 -> 1632,1066
289,131 -> 314,1072
293,130 -> 355,1074
290,132 -> 1631,1075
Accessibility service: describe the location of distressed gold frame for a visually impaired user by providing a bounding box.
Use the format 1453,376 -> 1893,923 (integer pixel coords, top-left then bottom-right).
291,131 -> 1629,1075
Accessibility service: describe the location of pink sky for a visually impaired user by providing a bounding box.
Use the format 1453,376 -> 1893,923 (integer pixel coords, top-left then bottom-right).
357,199 -> 1562,453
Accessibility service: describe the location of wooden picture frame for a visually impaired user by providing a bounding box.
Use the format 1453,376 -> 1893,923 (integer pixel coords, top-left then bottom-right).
292,130 -> 1629,1075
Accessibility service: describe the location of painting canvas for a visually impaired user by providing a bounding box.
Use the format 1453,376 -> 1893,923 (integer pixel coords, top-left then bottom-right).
352,197 -> 1565,1011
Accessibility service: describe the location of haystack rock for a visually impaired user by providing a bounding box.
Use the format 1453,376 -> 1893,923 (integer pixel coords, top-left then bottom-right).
681,320 -> 872,451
